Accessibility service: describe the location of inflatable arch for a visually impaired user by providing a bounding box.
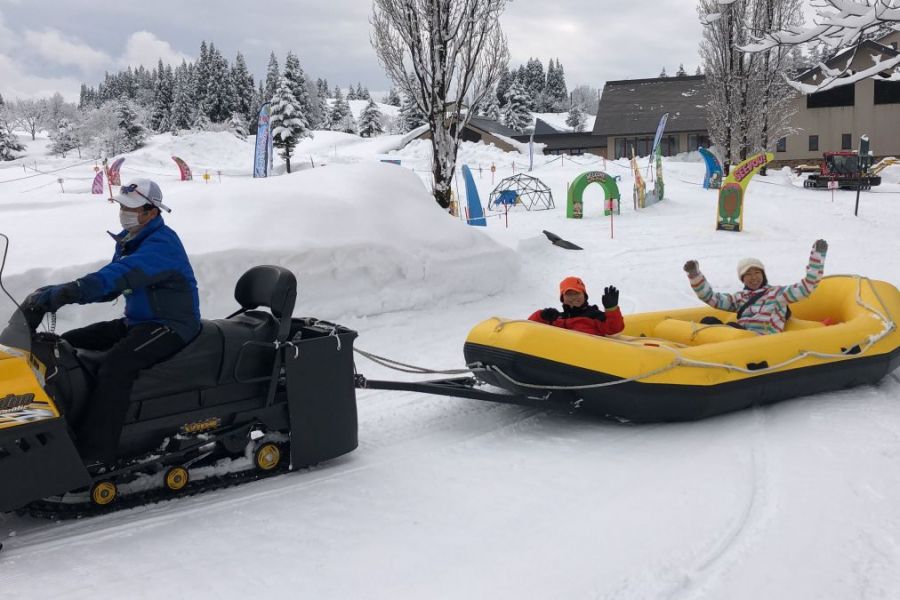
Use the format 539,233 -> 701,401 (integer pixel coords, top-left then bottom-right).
567,171 -> 620,218
699,147 -> 723,189
716,152 -> 773,232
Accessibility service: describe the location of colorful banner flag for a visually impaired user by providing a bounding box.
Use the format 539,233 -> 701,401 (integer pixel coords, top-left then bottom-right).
462,165 -> 486,226
91,170 -> 104,194
716,152 -> 773,232
651,113 -> 669,158
172,156 -> 192,181
254,103 -> 272,178
107,158 -> 125,186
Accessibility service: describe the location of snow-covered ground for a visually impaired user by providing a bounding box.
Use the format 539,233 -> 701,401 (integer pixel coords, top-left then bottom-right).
1,130 -> 900,599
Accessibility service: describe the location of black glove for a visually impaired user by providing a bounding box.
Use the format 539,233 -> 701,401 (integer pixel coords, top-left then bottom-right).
601,286 -> 619,309
23,281 -> 80,313
582,305 -> 607,321
539,307 -> 561,322
684,260 -> 699,276
814,239 -> 828,253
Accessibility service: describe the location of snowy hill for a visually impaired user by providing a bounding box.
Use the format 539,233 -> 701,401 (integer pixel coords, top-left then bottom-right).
2,130 -> 900,599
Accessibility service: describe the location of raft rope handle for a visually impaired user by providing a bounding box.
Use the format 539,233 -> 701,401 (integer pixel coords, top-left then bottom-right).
353,347 -> 477,376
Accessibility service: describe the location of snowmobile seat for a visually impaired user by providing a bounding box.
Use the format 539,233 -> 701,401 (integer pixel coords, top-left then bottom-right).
229,265 -> 297,343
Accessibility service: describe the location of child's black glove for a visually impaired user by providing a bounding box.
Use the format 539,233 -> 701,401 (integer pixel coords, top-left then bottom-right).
539,307 -> 561,322
601,286 -> 619,309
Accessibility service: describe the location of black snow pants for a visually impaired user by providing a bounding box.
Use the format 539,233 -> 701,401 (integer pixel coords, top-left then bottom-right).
63,319 -> 187,464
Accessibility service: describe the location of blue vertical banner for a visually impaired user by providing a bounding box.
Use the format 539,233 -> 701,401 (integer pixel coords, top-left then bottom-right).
253,103 -> 272,178
651,113 -> 669,157
462,165 -> 486,226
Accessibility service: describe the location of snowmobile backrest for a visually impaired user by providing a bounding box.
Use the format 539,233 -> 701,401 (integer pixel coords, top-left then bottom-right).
233,266 -> 297,341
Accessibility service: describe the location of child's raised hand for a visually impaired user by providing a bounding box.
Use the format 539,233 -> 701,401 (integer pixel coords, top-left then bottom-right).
683,260 -> 699,276
814,239 -> 828,253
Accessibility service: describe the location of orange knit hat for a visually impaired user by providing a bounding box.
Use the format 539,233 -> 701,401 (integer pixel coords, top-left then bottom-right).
559,276 -> 587,296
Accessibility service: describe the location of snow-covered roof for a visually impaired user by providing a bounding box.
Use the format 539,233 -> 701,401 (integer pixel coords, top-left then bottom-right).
593,75 -> 709,137
795,38 -> 900,84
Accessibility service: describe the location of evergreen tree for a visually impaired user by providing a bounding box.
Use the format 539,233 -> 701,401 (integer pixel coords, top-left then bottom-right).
358,98 -> 384,137
116,99 -> 146,151
502,78 -> 531,133
483,94 -> 501,121
316,85 -> 330,129
659,66 -> 668,77
283,52 -> 312,121
523,58 -> 545,110
565,103 -> 585,132
149,60 -> 174,132
327,87 -> 354,132
347,84 -> 358,101
231,52 -> 256,126
676,63 -> 687,77
169,61 -> 194,131
0,127 -> 25,161
264,52 -> 280,103
496,64 -> 513,107
50,117 -> 80,157
205,43 -> 233,122
695,65 -> 702,75
356,83 -> 368,99
270,75 -> 310,173
228,112 -> 248,139
192,103 -> 211,131
385,87 -> 401,106
399,93 -> 425,133
544,58 -> 569,111
194,41 -> 211,109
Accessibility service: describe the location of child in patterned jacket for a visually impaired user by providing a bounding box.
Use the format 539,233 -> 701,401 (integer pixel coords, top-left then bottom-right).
682,239 -> 828,334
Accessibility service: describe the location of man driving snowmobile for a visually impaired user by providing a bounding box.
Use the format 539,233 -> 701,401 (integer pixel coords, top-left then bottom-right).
23,178 -> 200,466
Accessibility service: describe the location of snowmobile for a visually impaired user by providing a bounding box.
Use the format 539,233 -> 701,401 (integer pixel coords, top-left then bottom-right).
0,236 -> 359,517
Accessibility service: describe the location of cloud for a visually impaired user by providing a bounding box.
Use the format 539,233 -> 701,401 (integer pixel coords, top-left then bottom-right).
23,29 -> 110,72
0,54 -> 83,101
118,31 -> 190,69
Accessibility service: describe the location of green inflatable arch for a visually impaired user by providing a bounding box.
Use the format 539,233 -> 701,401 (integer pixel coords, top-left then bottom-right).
567,171 -> 620,218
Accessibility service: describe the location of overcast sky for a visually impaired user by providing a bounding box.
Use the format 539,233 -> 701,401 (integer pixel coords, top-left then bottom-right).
1,0 -> 711,102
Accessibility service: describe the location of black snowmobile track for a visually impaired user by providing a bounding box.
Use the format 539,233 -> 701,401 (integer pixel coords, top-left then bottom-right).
23,461 -> 291,520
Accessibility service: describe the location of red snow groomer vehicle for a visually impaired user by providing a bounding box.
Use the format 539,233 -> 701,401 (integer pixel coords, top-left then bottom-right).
803,151 -> 881,190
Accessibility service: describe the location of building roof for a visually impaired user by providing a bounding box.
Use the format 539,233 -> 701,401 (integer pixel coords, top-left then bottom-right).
512,131 -> 606,150
467,116 -> 521,138
796,38 -> 900,84
532,118 -> 561,135
593,75 -> 709,137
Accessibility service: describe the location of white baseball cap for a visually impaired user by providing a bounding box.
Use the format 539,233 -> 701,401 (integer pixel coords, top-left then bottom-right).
114,178 -> 171,212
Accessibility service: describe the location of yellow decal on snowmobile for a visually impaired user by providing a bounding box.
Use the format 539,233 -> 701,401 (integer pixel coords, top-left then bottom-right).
0,393 -> 35,414
0,350 -> 58,430
181,417 -> 222,434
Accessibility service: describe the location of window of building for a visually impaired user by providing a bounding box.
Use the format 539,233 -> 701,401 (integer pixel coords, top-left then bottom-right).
615,139 -> 626,159
687,133 -> 711,152
874,79 -> 900,104
806,84 -> 855,108
809,135 -> 819,151
776,137 -> 786,152
841,133 -> 852,150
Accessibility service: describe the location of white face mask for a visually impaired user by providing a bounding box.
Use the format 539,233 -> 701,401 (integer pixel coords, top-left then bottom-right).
119,209 -> 141,230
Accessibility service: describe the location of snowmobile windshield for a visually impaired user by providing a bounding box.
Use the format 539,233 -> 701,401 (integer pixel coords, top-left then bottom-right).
830,155 -> 857,175
0,235 -> 31,357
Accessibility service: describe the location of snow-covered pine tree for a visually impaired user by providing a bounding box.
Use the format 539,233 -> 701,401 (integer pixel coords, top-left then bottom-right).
676,63 -> 687,76
264,52 -> 280,103
116,99 -> 146,151
149,59 -> 173,132
659,66 -> 668,77
523,57 -> 545,110
695,65 -> 702,75
543,58 -> 569,111
502,78 -> 531,133
194,41 -> 211,108
169,61 -> 194,131
270,75 -> 310,173
385,87 -> 401,106
347,85 -> 357,101
565,103 -> 585,132
231,52 -> 256,126
483,93 -> 501,121
228,112 -> 248,139
50,117 -> 81,157
0,126 -> 25,161
283,52 -> 312,124
328,87 -> 354,132
205,44 -> 233,122
496,64 -> 513,107
399,93 -> 426,133
192,102 -> 211,131
358,98 -> 384,137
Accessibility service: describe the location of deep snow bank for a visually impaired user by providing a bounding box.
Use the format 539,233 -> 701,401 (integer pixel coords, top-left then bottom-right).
2,162 -> 518,328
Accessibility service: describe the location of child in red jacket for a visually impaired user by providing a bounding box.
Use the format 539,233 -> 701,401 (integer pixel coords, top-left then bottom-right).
529,276 -> 625,336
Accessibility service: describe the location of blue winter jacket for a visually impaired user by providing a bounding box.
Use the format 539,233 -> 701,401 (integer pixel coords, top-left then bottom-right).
75,216 -> 201,341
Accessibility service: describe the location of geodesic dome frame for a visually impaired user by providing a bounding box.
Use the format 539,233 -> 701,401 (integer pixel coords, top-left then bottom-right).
488,173 -> 555,211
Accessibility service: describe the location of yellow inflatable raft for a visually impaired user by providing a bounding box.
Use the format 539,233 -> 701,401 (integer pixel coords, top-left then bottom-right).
463,275 -> 900,422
